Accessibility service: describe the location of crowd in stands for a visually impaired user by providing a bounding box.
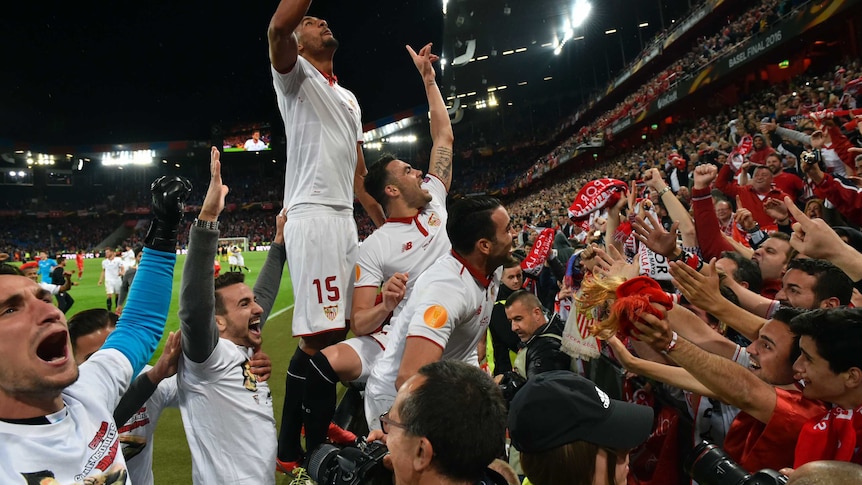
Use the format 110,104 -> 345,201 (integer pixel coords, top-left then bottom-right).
507,0 -> 805,193
7,0 -> 862,482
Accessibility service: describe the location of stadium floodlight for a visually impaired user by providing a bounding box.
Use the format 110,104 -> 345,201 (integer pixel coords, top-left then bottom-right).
386,135 -> 418,144
605,29 -> 617,35
442,0 -> 448,15
639,22 -> 649,28
101,149 -> 155,166
571,0 -> 591,28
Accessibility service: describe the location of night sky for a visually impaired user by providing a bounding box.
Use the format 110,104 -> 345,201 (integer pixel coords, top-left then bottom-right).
0,0 -> 693,146
0,1 -> 444,145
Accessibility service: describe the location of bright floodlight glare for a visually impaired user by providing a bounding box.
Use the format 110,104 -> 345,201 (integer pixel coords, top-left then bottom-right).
571,0 -> 591,28
442,0 -> 448,15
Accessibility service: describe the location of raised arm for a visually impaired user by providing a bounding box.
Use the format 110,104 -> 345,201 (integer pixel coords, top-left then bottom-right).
643,168 -> 697,248
178,147 -> 228,363
254,208 -> 288,328
606,336 -> 719,399
634,311 -> 778,424
102,176 -> 190,376
113,330 -> 181,425
355,145 -> 386,227
268,0 -> 310,73
408,43 -> 453,191
670,259 -> 767,342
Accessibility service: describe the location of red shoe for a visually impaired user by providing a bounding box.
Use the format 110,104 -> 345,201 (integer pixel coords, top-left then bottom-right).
327,423 -> 357,445
276,458 -> 302,474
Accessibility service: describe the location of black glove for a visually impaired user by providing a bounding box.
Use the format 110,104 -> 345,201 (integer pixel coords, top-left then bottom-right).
144,176 -> 192,252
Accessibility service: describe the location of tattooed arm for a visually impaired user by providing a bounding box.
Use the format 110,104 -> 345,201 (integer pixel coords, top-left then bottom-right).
408,42 -> 454,191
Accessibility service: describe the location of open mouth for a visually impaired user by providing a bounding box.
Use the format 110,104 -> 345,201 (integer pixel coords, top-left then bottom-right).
749,360 -> 761,371
37,330 -> 69,363
248,319 -> 261,336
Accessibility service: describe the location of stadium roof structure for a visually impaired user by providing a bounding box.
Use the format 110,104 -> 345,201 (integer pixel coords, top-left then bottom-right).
438,0 -> 697,115
1,0 -> 706,164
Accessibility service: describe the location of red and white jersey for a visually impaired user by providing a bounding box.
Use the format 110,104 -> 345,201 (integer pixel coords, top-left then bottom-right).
355,174 -> 450,331
272,56 -> 363,211
366,252 -> 501,401
178,339 -> 276,485
0,350 -> 133,484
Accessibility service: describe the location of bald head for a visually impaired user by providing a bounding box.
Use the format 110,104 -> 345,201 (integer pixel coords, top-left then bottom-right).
788,460 -> 862,485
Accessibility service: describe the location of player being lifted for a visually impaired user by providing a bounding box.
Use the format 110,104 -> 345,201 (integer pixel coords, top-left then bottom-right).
267,0 -> 385,472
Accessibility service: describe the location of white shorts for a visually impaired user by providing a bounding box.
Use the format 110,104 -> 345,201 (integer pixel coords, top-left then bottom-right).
105,279 -> 121,295
228,255 -> 238,265
341,334 -> 387,383
365,392 -> 395,432
284,208 -> 358,337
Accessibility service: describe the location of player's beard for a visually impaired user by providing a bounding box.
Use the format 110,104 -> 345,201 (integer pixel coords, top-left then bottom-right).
323,36 -> 339,49
0,364 -> 79,404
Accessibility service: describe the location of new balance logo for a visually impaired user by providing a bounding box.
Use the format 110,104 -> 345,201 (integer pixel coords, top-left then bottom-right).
402,241 -> 413,252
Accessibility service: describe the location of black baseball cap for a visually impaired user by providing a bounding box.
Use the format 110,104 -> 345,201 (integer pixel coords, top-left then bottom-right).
508,371 -> 654,453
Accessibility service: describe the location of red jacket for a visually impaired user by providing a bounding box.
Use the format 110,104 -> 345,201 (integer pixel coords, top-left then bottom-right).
772,171 -> 805,203
715,164 -> 789,228
813,173 -> 862,226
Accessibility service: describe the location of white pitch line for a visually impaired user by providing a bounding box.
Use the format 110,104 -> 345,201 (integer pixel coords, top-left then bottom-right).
268,304 -> 294,319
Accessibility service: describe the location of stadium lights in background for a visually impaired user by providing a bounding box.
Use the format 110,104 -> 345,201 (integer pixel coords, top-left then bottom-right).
101,149 -> 155,166
25,153 -> 57,166
554,0 -> 591,55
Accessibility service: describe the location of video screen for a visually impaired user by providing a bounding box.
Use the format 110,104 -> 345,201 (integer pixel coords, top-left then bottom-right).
222,122 -> 272,152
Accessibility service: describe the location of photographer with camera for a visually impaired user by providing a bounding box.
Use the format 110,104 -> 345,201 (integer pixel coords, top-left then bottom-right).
364,360 -> 511,485
497,290 -> 571,401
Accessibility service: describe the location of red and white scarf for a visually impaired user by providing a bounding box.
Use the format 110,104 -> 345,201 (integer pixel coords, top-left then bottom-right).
795,404 -> 862,467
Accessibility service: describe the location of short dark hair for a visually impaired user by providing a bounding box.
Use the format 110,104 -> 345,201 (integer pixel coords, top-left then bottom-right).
503,258 -> 521,270
363,153 -> 398,211
771,306 -> 807,366
398,360 -> 507,482
766,231 -> 797,261
721,251 -> 763,294
447,196 -> 503,255
68,309 -> 119,352
0,265 -> 22,276
214,271 -> 246,315
505,289 -> 542,311
786,258 -> 853,306
790,308 -> 862,373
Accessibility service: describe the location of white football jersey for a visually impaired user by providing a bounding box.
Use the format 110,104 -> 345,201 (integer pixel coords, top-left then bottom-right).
355,174 -> 450,336
102,257 -> 124,281
366,253 -> 501,401
178,339 -> 276,485
272,56 -> 363,211
0,350 -> 133,484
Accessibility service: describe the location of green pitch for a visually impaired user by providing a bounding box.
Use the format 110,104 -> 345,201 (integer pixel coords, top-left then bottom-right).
69,251 -> 318,483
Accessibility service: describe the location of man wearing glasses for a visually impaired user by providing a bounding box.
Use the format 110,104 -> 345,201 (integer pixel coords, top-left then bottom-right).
367,360 -> 510,485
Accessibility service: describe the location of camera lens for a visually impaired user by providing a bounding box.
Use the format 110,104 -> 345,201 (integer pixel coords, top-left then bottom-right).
684,442 -> 752,485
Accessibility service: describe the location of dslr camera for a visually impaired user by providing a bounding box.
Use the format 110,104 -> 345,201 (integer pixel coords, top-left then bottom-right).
685,441 -> 788,485
307,439 -> 391,485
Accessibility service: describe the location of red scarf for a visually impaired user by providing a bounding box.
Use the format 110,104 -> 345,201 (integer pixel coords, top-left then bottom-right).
521,227 -> 555,274
794,404 -> 862,467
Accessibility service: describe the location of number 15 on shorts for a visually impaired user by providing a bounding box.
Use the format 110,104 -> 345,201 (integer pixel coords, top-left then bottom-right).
312,276 -> 340,303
